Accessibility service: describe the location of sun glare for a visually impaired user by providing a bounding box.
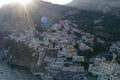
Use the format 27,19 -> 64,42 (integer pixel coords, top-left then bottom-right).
18,0 -> 32,5
0,0 -> 32,7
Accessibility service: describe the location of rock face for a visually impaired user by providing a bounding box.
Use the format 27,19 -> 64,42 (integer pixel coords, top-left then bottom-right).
6,40 -> 39,69
6,31 -> 44,74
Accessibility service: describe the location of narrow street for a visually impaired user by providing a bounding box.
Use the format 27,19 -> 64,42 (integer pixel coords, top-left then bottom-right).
0,61 -> 40,80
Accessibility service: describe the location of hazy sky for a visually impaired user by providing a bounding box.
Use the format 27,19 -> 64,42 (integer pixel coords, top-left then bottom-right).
42,0 -> 73,5
0,0 -> 73,7
0,0 -> 31,7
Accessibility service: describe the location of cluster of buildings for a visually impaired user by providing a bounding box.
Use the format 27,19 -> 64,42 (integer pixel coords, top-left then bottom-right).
7,20 -> 97,54
8,28 -> 41,50
40,20 -> 87,73
109,41 -> 120,55
89,54 -> 120,80
7,20 -> 117,80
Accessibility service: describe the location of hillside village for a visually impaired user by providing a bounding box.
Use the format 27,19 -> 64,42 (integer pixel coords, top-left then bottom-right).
1,20 -> 119,80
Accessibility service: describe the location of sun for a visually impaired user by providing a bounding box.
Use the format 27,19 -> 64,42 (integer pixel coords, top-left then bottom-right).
0,0 -> 32,7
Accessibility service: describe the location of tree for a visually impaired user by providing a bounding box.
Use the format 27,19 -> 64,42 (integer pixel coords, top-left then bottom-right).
116,55 -> 120,64
81,62 -> 89,71
105,54 -> 113,61
92,41 -> 106,55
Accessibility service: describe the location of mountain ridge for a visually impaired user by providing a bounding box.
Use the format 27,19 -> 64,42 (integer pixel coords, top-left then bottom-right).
68,0 -> 120,13
0,1 -> 71,32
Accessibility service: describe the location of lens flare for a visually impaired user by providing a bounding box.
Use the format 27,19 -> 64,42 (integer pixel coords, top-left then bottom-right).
41,16 -> 48,24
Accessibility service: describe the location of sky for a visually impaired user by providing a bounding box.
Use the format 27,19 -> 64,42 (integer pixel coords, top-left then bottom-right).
42,0 -> 73,5
0,0 -> 31,7
0,0 -> 73,8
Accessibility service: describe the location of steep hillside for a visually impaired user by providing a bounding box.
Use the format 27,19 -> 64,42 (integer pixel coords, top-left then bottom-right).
62,9 -> 120,41
68,0 -> 120,13
66,0 -> 120,41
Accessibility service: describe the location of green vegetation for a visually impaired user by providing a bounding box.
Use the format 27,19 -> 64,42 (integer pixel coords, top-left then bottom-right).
74,32 -> 81,37
80,62 -> 89,71
86,72 -> 98,80
78,50 -> 93,58
39,36 -> 44,40
74,43 -> 79,50
92,41 -> 106,54
105,54 -> 113,61
63,10 -> 120,41
116,55 -> 120,64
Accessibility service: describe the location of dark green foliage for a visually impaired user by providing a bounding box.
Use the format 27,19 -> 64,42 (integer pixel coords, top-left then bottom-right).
92,41 -> 106,55
86,72 -> 98,80
35,25 -> 45,33
116,55 -> 120,64
39,36 -> 44,40
105,54 -> 113,61
74,43 -> 79,49
76,42 -> 107,61
83,50 -> 93,58
77,46 -> 94,58
74,32 -> 81,37
63,10 -> 120,41
80,62 -> 89,71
